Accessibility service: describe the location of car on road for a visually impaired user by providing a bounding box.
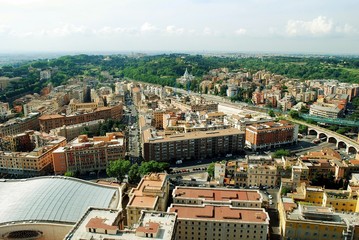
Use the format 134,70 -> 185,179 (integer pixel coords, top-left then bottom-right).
269,200 -> 273,205
268,195 -> 273,199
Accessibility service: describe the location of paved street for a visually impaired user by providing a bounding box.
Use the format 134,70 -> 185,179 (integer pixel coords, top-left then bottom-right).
125,94 -> 140,161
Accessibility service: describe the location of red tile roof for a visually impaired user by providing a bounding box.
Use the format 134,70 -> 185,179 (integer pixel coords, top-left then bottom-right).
169,205 -> 268,223
85,217 -> 118,231
136,222 -> 160,234
173,187 -> 261,202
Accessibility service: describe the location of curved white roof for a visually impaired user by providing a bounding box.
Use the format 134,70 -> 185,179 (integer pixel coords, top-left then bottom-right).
0,177 -> 118,224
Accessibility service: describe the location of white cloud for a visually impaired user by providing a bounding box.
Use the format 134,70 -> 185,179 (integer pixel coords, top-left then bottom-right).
286,16 -> 333,36
42,24 -> 89,37
140,22 -> 157,33
165,25 -> 185,35
0,25 -> 10,34
336,24 -> 356,34
95,26 -> 136,35
203,27 -> 212,35
234,28 -> 247,35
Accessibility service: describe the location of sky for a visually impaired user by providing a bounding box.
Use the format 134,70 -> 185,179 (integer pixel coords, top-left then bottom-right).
0,0 -> 358,54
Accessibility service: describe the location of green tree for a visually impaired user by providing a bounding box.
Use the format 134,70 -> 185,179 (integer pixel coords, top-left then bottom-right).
128,163 -> 141,184
219,85 -> 228,96
281,187 -> 291,196
268,110 -> 275,118
139,160 -> 169,175
106,159 -> 131,182
64,171 -> 75,177
272,149 -> 291,158
207,162 -> 215,178
289,110 -> 300,119
298,125 -> 308,134
328,125 -> 339,131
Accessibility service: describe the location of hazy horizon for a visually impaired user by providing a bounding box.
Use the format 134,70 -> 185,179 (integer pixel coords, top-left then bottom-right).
1,0 -> 358,55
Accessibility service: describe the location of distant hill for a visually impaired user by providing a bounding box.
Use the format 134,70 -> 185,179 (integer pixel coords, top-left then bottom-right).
0,53 -> 359,102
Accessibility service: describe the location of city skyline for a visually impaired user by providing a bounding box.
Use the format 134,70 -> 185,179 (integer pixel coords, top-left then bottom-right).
0,0 -> 358,54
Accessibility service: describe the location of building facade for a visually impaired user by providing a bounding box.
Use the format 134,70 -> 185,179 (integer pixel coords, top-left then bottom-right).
52,132 -> 125,174
309,103 -> 343,119
245,120 -> 298,151
0,112 -> 40,137
142,128 -> 245,162
126,173 -> 169,227
278,199 -> 359,240
168,204 -> 269,240
0,133 -> 66,177
39,104 -> 122,132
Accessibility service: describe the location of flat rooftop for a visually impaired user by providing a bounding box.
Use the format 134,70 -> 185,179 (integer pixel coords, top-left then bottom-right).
173,187 -> 261,202
128,173 -> 166,208
0,177 -> 119,225
247,120 -> 294,130
168,204 -> 269,223
144,128 -> 244,143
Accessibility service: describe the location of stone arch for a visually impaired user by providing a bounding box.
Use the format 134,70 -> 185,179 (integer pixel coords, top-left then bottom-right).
348,146 -> 358,155
318,133 -> 328,141
328,137 -> 337,144
308,129 -> 317,136
337,141 -> 347,149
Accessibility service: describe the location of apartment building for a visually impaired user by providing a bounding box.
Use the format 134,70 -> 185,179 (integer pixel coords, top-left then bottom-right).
0,112 -> 40,137
168,204 -> 269,240
279,199 -> 359,240
172,187 -> 263,208
298,158 -> 335,180
309,103 -> 343,119
245,120 -> 298,151
246,155 -> 274,165
0,133 -> 66,177
288,183 -> 359,213
191,102 -> 218,112
52,132 -> 125,174
152,109 -> 169,130
142,128 -> 245,162
132,87 -> 141,106
0,131 -> 33,152
0,102 -> 10,117
39,104 -> 122,132
247,164 -> 281,188
68,98 -> 104,113
126,173 -> 169,227
49,119 -> 104,141
323,190 -> 359,213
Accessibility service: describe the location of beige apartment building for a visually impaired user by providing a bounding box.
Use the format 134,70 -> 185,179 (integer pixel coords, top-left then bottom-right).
247,164 -> 281,188
39,104 -> 122,132
68,98 -> 104,113
126,173 -> 169,227
309,103 -> 343,119
49,119 -> 104,141
0,134 -> 66,177
168,204 -> 269,240
0,112 -> 40,137
52,132 -> 125,174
